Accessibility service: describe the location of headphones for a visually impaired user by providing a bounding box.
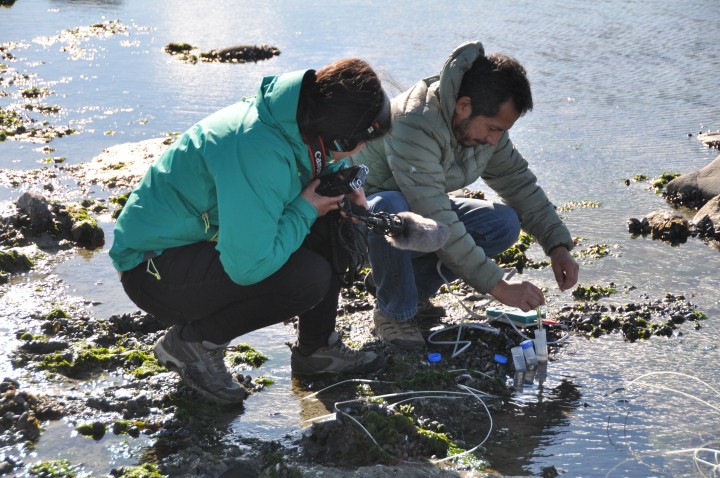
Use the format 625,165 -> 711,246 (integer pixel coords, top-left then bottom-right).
331,92 -> 391,152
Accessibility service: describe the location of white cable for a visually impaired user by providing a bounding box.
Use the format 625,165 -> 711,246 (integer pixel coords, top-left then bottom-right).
297,378 -> 498,465
426,260 -> 508,357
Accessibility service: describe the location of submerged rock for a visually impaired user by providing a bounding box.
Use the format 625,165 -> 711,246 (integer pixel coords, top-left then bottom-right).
164,42 -> 281,64
201,44 -> 281,63
627,209 -> 690,244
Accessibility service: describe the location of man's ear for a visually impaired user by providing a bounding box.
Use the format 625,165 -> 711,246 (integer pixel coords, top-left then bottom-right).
455,96 -> 472,117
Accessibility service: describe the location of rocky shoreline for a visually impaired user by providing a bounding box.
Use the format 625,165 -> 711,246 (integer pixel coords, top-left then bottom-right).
0,138 -> 713,477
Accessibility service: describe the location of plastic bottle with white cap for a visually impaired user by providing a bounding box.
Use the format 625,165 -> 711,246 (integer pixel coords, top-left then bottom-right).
510,346 -> 526,391
533,308 -> 549,386
520,339 -> 538,385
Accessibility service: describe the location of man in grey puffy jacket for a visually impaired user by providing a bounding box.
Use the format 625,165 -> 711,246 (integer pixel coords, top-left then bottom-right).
348,41 -> 579,351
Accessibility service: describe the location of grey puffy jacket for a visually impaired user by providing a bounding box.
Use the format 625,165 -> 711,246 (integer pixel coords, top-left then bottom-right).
349,40 -> 573,293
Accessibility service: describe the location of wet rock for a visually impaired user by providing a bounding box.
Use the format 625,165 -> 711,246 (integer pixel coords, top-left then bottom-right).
554,294 -> 705,342
646,210 -> 690,243
16,192 -> 53,235
663,154 -> 720,208
0,249 -> 33,274
697,131 -> 720,150
692,196 -> 720,241
164,43 -> 280,65
0,193 -> 104,249
69,217 -> 104,248
202,44 -> 281,63
628,210 -> 690,244
0,378 -> 65,447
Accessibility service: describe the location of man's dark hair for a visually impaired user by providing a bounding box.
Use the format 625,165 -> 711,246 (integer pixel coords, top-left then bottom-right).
297,58 -> 388,146
458,53 -> 533,118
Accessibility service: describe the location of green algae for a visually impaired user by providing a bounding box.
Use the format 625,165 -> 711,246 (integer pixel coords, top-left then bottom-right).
28,459 -> 76,477
44,308 -> 70,321
653,172 -> 681,191
0,249 -> 34,273
75,421 -> 106,439
557,200 -> 601,213
572,283 -> 617,301
227,343 -> 269,368
121,349 -> 166,378
255,377 -> 274,387
21,86 -> 52,99
38,343 -> 165,379
0,107 -> 24,141
111,463 -> 165,478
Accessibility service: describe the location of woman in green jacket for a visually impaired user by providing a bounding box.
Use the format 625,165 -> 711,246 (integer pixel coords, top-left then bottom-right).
110,58 -> 390,404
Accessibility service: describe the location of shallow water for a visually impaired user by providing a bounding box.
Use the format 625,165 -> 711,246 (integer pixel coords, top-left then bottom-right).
2,0 -> 720,476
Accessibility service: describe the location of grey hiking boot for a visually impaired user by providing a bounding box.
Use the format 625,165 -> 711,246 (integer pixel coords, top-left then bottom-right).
416,299 -> 446,320
153,325 -> 247,405
291,331 -> 385,375
365,272 -> 446,320
372,308 -> 426,351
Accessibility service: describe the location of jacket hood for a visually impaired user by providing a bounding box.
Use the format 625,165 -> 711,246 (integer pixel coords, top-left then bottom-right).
437,41 -> 485,125
255,69 -> 307,146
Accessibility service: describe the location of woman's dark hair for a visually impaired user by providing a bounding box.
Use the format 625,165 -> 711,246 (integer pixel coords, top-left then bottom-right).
458,53 -> 533,118
297,58 -> 390,151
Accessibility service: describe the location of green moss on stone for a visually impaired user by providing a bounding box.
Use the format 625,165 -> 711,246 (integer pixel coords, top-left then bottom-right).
227,343 -> 269,368
111,463 -> 165,478
28,459 -> 76,477
0,249 -> 34,273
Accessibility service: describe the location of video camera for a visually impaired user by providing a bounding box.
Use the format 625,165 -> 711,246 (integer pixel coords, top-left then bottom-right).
314,164 -> 449,252
315,164 -> 403,236
316,165 -> 369,197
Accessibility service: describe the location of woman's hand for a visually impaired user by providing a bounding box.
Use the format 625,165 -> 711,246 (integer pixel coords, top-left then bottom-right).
301,179 -> 344,216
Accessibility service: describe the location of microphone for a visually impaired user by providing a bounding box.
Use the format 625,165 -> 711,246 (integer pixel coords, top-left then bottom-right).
343,203 -> 450,253
385,211 -> 450,252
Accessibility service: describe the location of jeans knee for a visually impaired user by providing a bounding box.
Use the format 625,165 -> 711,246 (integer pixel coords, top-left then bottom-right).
367,191 -> 409,215
504,208 -> 521,242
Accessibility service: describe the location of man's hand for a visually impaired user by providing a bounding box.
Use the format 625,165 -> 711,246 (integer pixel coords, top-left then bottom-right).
489,279 -> 545,312
346,187 -> 369,210
550,245 -> 579,292
340,187 -> 369,224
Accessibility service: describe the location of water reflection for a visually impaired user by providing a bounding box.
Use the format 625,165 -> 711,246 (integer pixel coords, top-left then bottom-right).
50,0 -> 123,6
480,380 -> 581,476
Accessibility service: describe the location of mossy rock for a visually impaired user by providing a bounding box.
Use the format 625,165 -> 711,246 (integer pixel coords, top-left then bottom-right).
0,249 -> 33,273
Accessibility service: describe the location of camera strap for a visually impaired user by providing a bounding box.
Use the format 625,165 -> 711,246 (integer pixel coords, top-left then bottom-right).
302,134 -> 327,178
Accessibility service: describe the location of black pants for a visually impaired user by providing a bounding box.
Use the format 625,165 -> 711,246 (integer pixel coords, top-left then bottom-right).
120,214 -> 349,353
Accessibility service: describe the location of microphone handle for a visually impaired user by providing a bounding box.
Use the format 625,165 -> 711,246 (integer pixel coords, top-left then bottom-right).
343,202 -> 406,236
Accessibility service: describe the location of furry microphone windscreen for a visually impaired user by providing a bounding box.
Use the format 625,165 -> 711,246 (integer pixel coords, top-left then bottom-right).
385,211 -> 450,252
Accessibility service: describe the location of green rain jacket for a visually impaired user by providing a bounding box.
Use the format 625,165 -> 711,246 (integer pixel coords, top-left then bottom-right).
110,70 -> 338,285
349,41 -> 574,294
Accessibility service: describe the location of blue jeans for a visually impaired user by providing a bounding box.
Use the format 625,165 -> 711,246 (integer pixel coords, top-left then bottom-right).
366,191 -> 521,321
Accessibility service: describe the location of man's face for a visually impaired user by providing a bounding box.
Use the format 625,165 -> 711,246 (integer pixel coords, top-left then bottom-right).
452,97 -> 520,147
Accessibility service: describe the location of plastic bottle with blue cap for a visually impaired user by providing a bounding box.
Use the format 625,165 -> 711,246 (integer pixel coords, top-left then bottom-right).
493,353 -> 508,378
